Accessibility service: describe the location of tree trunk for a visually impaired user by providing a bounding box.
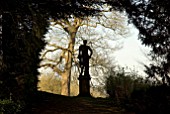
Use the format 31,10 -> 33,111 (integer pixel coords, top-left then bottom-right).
61,71 -> 70,96
61,31 -> 77,96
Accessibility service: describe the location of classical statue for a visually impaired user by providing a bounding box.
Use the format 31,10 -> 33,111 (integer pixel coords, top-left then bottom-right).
78,40 -> 93,76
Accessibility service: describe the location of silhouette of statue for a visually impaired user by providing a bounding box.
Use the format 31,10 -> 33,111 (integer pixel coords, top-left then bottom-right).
78,40 -> 93,76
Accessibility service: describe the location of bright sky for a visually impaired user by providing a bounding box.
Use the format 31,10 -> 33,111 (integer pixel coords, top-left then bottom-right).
113,24 -> 151,76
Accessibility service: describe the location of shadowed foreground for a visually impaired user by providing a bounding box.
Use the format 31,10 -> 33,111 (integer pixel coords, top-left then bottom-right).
24,91 -> 134,114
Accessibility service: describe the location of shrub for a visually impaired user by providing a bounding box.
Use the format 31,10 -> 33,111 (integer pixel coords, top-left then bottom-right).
105,67 -> 150,105
0,99 -> 24,114
126,85 -> 170,114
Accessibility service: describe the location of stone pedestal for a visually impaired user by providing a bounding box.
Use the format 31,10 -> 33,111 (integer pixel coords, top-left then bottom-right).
78,75 -> 91,97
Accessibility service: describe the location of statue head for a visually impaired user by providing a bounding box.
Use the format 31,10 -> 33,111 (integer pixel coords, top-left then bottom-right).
83,40 -> 87,45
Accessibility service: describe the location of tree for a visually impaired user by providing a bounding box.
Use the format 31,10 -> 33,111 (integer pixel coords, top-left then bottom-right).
1,2 -> 48,102
40,10 -> 129,96
127,0 -> 170,85
108,0 -> 170,85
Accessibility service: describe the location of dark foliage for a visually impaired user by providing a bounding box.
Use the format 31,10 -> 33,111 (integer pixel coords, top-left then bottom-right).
0,99 -> 23,114
128,0 -> 170,85
105,67 -> 151,106
105,68 -> 170,114
1,7 -> 47,103
106,1 -> 170,113
109,0 -> 170,84
125,85 -> 170,114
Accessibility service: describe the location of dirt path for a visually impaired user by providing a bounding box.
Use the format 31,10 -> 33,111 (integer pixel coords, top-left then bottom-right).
25,91 -> 134,114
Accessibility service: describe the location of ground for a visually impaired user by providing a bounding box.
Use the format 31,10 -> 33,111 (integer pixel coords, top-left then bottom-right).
24,91 -> 134,114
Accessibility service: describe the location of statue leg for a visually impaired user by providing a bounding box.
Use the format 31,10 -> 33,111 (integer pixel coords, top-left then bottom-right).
80,65 -> 85,76
84,60 -> 89,76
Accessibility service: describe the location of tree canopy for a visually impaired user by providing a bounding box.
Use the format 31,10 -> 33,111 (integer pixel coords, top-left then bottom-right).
108,0 -> 170,84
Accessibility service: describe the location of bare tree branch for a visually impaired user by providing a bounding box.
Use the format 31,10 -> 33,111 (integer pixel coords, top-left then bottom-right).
41,43 -> 68,58
41,63 -> 63,76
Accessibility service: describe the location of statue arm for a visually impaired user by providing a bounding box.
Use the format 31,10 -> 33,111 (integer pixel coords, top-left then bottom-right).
78,45 -> 82,58
89,47 -> 93,58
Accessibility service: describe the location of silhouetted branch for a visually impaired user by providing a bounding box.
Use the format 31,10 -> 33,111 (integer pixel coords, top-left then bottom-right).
41,63 -> 63,75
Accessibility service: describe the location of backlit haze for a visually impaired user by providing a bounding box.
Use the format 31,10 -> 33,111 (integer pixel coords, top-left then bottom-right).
113,24 -> 151,76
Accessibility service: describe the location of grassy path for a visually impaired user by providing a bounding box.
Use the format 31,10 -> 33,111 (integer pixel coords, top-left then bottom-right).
25,91 -> 134,114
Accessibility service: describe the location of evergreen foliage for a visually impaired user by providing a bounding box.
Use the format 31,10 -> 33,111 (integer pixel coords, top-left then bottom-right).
127,0 -> 170,85
1,6 -> 47,103
109,0 -> 170,84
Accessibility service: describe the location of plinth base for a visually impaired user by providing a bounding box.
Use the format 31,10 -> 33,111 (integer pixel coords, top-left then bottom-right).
78,75 -> 91,97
